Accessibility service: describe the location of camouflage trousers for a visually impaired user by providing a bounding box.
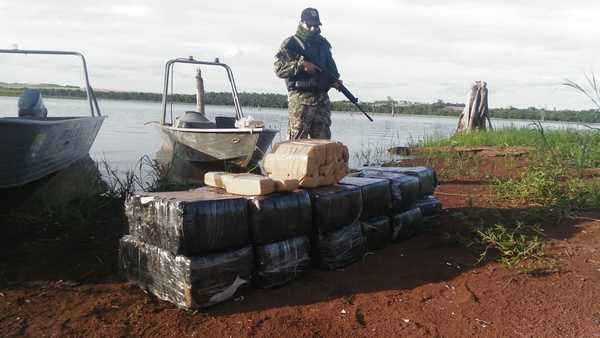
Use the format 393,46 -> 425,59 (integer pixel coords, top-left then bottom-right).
287,90 -> 332,140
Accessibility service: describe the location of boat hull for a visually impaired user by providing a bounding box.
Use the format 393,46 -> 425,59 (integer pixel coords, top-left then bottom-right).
158,126 -> 278,168
0,116 -> 105,188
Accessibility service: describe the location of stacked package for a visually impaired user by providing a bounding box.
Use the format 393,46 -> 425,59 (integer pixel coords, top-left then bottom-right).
204,172 -> 301,195
339,176 -> 392,250
263,140 -> 349,188
307,185 -> 366,270
247,191 -> 312,288
359,166 -> 441,242
121,187 -> 253,308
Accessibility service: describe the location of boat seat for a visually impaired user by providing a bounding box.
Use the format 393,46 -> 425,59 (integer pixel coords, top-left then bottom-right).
18,89 -> 48,118
174,111 -> 215,129
215,116 -> 236,128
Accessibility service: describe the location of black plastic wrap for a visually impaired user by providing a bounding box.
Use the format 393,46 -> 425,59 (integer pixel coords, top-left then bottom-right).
415,196 -> 442,217
339,176 -> 392,220
361,216 -> 391,251
119,235 -> 253,309
307,185 -> 363,233
361,166 -> 438,198
359,170 -> 420,211
253,236 -> 311,289
247,191 -> 312,245
125,187 -> 249,256
315,221 -> 366,270
391,207 -> 424,241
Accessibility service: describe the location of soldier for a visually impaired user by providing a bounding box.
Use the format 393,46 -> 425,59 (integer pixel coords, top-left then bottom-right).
274,7 -> 342,140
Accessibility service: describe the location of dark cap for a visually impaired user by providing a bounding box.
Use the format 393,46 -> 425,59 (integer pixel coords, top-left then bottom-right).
301,7 -> 321,26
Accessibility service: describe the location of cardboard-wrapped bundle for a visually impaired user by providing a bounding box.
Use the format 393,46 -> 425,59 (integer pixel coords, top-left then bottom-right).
205,172 -> 297,194
119,236 -> 253,309
247,190 -> 312,245
307,185 -> 362,234
253,236 -> 311,288
204,171 -> 231,188
359,170 -> 420,211
263,140 -> 349,188
361,216 -> 391,251
339,176 -> 392,220
125,187 -> 249,255
415,196 -> 442,217
361,166 -> 438,198
221,173 -> 276,196
392,207 -> 424,241
316,222 -> 366,270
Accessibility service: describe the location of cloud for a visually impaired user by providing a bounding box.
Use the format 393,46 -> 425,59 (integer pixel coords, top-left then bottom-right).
1,1 -> 599,109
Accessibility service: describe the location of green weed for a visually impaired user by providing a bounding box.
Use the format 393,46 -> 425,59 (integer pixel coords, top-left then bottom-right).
472,222 -> 545,268
493,167 -> 562,206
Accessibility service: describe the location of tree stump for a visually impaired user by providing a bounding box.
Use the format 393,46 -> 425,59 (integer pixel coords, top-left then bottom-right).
457,81 -> 492,133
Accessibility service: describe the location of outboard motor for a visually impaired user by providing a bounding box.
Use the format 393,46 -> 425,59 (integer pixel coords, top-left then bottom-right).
18,89 -> 48,118
174,111 -> 215,128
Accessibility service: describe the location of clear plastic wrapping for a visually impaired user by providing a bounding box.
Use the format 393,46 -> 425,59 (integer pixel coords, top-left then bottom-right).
125,187 -> 249,255
315,221 -> 366,270
339,176 -> 392,220
253,236 -> 311,288
360,166 -> 438,198
247,190 -> 312,245
361,216 -> 391,251
415,196 -> 442,217
307,185 -> 363,233
119,235 -> 253,309
391,207 -> 424,241
359,170 -> 420,211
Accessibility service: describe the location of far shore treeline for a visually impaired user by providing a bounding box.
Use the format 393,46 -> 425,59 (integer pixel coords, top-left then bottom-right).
0,86 -> 598,123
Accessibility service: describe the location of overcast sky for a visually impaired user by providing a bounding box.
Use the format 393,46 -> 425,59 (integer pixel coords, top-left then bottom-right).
1,0 -> 599,109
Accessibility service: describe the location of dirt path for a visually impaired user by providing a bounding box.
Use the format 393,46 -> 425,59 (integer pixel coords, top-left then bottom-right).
1,176 -> 600,337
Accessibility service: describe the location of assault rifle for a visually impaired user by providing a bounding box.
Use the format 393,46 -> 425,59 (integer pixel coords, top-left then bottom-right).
287,40 -> 374,122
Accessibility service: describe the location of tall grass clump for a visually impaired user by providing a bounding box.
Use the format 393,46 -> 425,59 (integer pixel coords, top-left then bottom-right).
493,167 -> 562,206
471,222 -> 545,268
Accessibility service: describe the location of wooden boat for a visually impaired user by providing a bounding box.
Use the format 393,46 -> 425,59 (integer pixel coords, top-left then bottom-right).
157,57 -> 277,169
0,49 -> 105,189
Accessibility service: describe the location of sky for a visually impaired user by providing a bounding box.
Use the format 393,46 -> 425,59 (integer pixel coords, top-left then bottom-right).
1,0 -> 599,109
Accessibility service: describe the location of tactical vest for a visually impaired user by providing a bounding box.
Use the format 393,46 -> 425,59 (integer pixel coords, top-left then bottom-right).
284,36 -> 336,92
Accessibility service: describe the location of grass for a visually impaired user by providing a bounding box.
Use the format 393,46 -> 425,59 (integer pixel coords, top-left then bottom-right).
471,222 -> 545,268
415,124 -> 600,270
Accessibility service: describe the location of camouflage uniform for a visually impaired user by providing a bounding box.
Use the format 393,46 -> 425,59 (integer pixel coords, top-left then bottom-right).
274,34 -> 338,140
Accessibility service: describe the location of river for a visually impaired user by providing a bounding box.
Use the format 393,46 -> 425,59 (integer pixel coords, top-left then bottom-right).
0,96 -> 593,169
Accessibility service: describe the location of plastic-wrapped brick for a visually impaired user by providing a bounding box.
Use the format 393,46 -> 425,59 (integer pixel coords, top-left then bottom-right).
247,190 -> 312,245
307,185 -> 363,233
361,166 -> 437,198
339,176 -> 392,220
119,235 -> 253,309
125,187 -> 248,255
359,170 -> 420,211
361,216 -> 391,251
315,222 -> 366,270
415,196 -> 442,217
253,236 -> 311,289
392,207 -> 424,241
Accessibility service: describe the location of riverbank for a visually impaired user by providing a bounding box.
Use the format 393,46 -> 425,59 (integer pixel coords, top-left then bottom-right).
1,129 -> 599,337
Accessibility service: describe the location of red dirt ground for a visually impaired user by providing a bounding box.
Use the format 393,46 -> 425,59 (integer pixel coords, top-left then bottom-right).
1,157 -> 600,337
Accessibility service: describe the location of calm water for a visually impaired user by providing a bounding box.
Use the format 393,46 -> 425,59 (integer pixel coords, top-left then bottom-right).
0,96 -> 593,169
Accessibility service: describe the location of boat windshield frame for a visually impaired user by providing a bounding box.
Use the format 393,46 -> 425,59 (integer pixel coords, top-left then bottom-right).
161,57 -> 244,125
0,49 -> 102,117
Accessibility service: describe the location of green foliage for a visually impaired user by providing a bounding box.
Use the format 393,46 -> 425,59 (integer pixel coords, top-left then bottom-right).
472,222 -> 545,268
422,128 -> 600,169
493,168 -> 562,206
